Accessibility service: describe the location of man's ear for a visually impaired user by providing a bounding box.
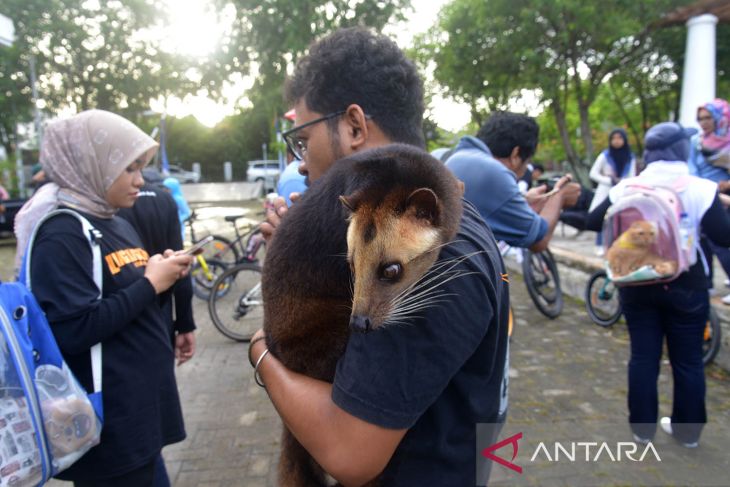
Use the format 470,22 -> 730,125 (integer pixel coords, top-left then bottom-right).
343,104 -> 370,151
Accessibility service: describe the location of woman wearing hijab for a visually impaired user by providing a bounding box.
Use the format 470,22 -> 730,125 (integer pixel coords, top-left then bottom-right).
688,98 -> 730,302
21,110 -> 193,486
162,177 -> 191,241
588,128 -> 637,254
586,122 -> 730,449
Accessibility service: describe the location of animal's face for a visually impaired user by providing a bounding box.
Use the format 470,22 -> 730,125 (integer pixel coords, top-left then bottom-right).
342,188 -> 445,332
624,220 -> 656,247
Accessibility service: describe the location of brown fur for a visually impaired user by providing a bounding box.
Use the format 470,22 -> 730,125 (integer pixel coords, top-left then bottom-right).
261,144 -> 463,487
606,220 -> 678,277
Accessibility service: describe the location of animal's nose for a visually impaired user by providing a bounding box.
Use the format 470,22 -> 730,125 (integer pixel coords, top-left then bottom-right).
349,315 -> 371,333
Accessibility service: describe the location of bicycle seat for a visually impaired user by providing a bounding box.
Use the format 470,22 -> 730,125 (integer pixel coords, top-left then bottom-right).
224,214 -> 247,223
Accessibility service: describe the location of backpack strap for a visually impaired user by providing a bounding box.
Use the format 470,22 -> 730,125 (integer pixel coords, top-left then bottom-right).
23,209 -> 103,395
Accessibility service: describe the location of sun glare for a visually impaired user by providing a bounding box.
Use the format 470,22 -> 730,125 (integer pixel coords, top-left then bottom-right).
161,0 -> 231,59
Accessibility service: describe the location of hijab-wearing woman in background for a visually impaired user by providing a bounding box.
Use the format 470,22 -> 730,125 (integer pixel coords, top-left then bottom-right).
586,122 -> 730,449
21,110 -> 193,487
588,128 -> 637,254
162,177 -> 191,242
688,98 -> 730,303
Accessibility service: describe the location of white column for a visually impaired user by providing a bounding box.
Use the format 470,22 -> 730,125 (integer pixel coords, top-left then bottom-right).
679,14 -> 718,128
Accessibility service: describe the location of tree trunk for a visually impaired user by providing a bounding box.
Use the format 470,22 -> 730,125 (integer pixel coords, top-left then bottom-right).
551,100 -> 583,180
577,100 -> 594,170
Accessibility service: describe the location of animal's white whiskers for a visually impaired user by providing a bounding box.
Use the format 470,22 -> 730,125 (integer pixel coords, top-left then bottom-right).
392,252 -> 483,305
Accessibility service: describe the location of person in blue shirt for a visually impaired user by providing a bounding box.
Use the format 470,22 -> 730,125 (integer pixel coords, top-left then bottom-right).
162,177 -> 190,242
276,147 -> 307,206
446,112 -> 581,251
688,98 -> 730,300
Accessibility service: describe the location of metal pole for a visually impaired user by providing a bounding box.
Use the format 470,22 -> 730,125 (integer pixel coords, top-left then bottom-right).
29,54 -> 42,145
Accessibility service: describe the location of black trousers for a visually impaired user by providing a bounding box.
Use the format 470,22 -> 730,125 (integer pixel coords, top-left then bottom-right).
72,458 -> 156,487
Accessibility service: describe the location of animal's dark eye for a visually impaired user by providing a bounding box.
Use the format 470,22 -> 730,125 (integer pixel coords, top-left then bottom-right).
379,263 -> 402,282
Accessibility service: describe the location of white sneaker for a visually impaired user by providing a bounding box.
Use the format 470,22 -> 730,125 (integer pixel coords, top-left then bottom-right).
724,279 -> 730,288
660,417 -> 699,448
632,433 -> 651,444
722,294 -> 730,305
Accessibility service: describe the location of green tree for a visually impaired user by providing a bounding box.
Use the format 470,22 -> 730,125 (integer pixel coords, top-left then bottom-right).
425,0 -> 691,174
4,0 -> 213,116
0,44 -> 33,158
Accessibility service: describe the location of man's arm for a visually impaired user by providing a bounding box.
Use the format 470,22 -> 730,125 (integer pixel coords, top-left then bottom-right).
249,336 -> 406,486
528,179 -> 581,252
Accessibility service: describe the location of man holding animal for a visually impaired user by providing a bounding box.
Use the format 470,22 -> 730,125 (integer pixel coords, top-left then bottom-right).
250,27 -> 510,486
445,111 -> 582,251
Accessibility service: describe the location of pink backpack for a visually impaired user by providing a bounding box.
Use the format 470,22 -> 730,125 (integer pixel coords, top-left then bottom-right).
602,176 -> 695,286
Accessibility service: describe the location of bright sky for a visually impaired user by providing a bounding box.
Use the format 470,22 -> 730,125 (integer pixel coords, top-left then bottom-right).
156,0 -> 473,132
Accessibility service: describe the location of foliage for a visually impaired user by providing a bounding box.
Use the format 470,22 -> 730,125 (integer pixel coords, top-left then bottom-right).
424,0 -> 693,177
3,0 -> 211,116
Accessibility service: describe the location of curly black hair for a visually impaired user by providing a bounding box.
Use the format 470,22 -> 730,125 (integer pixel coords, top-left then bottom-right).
285,27 -> 425,148
477,111 -> 540,161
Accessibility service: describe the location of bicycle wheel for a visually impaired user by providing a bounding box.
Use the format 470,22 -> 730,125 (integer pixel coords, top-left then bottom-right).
191,258 -> 228,300
703,306 -> 722,366
197,235 -> 240,265
585,270 -> 622,327
208,263 -> 264,342
522,249 -> 563,319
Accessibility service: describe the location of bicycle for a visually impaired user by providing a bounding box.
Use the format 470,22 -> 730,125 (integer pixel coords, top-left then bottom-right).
498,241 -> 564,320
520,247 -> 564,319
186,211 -> 265,299
207,262 -> 264,342
584,269 -> 722,365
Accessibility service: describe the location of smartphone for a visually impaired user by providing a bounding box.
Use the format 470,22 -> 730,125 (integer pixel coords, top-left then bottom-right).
537,176 -> 563,193
184,235 -> 214,255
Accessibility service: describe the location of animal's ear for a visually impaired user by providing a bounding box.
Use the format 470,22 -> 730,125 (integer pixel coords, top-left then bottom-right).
406,188 -> 439,224
339,195 -> 357,213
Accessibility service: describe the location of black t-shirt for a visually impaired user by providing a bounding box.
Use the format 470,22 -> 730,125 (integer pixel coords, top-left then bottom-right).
332,201 -> 510,486
30,210 -> 185,480
117,184 -> 195,334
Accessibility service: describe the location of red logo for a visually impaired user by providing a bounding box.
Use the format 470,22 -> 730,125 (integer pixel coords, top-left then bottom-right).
482,432 -> 523,474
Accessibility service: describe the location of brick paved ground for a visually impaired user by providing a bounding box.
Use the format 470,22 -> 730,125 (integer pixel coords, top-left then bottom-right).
6,218 -> 726,486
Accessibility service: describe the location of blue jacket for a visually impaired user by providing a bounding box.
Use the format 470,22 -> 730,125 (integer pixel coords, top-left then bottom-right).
446,136 -> 547,247
688,134 -> 730,182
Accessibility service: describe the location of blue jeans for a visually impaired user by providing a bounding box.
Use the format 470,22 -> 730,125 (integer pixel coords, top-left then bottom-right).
619,285 -> 707,443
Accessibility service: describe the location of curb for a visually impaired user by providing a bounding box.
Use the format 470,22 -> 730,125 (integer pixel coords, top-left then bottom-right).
504,244 -> 730,373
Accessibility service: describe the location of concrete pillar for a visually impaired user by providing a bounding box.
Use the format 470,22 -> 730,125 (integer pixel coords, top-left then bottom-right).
679,14 -> 718,128
223,161 -> 232,182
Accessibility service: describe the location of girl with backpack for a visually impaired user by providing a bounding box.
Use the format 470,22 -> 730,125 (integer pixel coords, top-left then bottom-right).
586,122 -> 730,448
16,110 -> 193,486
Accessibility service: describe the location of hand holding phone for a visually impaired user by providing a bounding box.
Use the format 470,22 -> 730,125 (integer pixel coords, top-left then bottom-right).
184,235 -> 214,255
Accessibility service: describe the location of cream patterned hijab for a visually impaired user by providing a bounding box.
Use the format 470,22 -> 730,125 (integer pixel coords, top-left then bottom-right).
43,109 -> 158,218
14,110 -> 158,273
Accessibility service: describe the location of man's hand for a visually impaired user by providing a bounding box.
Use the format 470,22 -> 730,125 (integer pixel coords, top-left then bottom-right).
558,182 -> 582,208
175,332 -> 196,366
718,180 -> 730,194
525,185 -> 548,212
260,194 -> 295,243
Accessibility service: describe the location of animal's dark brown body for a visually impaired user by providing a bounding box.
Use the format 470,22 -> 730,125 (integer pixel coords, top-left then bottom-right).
262,144 -> 463,487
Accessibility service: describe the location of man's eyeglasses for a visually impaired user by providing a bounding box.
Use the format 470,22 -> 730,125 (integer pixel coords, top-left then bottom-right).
282,110 -> 346,160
